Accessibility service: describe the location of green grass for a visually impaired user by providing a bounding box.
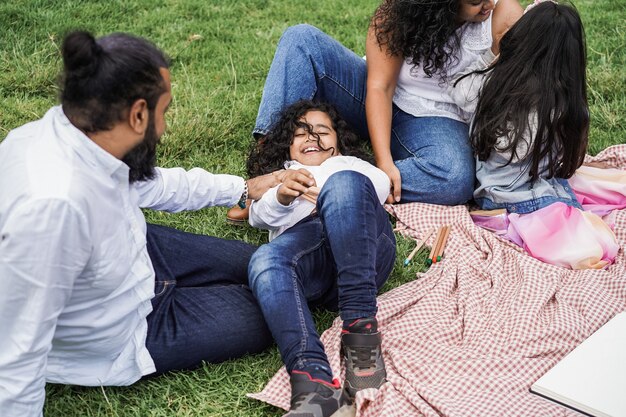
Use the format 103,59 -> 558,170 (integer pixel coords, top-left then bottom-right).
0,0 -> 624,415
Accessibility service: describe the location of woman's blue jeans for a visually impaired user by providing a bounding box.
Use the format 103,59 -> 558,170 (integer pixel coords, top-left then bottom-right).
144,224 -> 272,374
247,172 -> 396,374
255,24 -> 475,205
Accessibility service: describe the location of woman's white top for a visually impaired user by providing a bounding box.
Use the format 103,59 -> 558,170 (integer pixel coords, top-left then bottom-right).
392,12 -> 494,123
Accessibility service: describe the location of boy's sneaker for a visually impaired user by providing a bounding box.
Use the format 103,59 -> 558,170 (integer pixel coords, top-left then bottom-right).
283,370 -> 355,417
341,317 -> 386,397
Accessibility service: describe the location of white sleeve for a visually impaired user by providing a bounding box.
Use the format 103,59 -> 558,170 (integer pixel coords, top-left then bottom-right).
248,186 -> 297,231
446,49 -> 497,119
0,199 -> 91,417
134,167 -> 245,212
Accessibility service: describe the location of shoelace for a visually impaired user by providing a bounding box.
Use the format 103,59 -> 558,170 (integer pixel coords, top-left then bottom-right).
347,346 -> 376,370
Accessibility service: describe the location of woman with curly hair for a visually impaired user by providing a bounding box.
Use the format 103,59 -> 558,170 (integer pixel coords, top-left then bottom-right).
250,0 -> 523,206
246,100 -> 396,417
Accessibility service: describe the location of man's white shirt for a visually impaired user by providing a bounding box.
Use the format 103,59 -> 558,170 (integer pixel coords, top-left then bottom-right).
0,106 -> 245,416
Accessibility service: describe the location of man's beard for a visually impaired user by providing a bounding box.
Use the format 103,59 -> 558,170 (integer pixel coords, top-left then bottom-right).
123,115 -> 160,183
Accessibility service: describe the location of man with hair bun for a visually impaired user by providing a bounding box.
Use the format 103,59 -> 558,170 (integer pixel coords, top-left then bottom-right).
0,30 -> 279,416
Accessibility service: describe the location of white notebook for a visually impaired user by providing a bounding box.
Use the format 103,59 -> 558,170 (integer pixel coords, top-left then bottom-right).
530,312 -> 626,417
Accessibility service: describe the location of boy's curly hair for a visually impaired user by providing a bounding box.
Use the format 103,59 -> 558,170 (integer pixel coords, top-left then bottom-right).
247,100 -> 371,177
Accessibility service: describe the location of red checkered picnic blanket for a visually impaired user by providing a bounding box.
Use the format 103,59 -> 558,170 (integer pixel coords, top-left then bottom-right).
249,145 -> 626,416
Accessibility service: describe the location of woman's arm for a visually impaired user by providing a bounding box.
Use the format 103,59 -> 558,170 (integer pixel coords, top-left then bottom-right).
365,25 -> 404,203
491,0 -> 523,54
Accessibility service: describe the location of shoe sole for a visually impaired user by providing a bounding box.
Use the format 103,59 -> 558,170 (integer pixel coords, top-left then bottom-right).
226,217 -> 247,226
344,383 -> 358,399
331,404 -> 356,417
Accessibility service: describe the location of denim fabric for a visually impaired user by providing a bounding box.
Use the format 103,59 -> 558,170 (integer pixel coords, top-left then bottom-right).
475,178 -> 582,214
474,149 -> 583,214
248,171 -> 396,374
254,24 -> 475,205
144,224 -> 273,374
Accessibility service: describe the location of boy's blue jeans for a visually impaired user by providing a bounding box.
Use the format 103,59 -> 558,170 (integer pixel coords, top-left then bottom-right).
248,172 -> 396,374
144,224 -> 273,374
254,24 -> 475,205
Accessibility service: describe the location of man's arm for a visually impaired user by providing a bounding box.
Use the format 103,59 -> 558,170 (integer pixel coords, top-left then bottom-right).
0,199 -> 90,417
134,167 -> 245,211
134,167 -> 283,212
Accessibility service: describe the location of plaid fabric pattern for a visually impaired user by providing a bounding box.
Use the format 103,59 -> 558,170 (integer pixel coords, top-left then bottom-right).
248,145 -> 626,416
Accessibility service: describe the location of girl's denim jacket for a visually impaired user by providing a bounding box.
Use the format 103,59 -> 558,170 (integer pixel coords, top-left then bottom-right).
447,50 -> 581,214
473,148 -> 581,214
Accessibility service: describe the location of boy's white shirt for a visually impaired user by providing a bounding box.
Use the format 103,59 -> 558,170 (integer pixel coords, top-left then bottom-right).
249,155 -> 390,241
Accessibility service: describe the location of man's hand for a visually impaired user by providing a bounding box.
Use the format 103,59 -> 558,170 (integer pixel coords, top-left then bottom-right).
276,169 -> 316,206
247,170 -> 287,200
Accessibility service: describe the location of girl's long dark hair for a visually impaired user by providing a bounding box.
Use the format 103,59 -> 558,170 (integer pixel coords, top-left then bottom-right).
247,101 -> 370,177
470,2 -> 588,180
372,0 -> 460,78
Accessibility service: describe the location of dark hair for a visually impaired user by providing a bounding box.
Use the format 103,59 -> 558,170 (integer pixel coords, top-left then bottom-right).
60,31 -> 170,133
372,0 -> 460,78
469,2 -> 588,180
247,101 -> 370,177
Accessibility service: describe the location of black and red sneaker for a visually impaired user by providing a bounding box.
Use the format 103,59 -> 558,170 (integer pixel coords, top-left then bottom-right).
283,370 -> 354,417
341,317 -> 386,397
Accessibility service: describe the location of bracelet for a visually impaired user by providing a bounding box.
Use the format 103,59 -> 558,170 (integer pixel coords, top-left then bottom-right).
237,181 -> 249,209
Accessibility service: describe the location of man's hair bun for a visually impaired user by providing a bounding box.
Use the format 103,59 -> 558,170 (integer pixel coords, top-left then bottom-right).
61,30 -> 102,75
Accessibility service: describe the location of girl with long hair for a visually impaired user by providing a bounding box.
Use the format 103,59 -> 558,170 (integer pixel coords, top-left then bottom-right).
449,1 -> 618,269
247,100 -> 396,417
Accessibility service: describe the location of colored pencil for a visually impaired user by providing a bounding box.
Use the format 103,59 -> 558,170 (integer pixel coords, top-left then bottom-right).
426,226 -> 445,266
433,225 -> 451,263
403,228 -> 435,266
430,225 -> 446,264
300,186 -> 320,204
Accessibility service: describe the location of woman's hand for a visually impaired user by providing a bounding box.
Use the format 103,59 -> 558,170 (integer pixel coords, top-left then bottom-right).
378,160 -> 402,203
276,169 -> 316,206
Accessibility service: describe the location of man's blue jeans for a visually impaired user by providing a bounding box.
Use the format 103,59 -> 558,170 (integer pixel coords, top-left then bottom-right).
248,172 -> 396,374
254,24 -> 475,205
144,224 -> 272,374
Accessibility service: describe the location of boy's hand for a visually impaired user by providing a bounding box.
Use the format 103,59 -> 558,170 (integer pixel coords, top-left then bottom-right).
277,169 -> 316,206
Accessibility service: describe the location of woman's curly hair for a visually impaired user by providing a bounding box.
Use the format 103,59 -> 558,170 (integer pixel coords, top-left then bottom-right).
372,0 -> 461,79
247,100 -> 371,177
